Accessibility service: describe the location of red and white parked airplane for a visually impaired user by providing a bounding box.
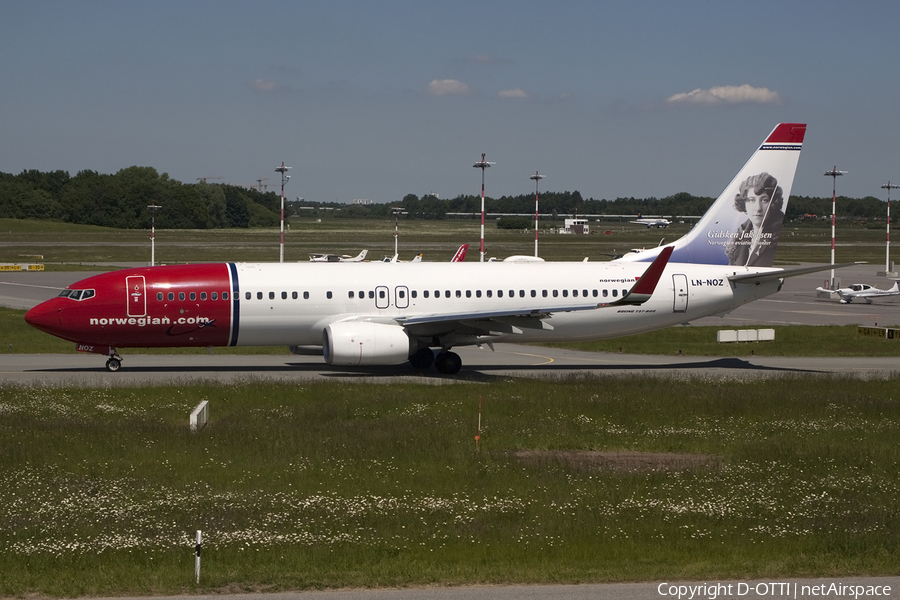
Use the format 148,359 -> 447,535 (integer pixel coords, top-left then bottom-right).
26,123 -> 837,374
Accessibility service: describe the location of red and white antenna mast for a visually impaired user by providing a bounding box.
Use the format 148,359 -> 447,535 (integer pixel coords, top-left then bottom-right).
530,171 -> 545,258
882,182 -> 899,274
473,154 -> 495,262
275,162 -> 292,263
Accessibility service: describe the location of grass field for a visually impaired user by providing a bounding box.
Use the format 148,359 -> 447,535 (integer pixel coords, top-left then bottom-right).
1,378 -> 898,596
3,218 -> 900,596
0,217 -> 892,265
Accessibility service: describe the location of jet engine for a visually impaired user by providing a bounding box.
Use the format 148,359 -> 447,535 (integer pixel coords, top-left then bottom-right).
323,321 -> 414,366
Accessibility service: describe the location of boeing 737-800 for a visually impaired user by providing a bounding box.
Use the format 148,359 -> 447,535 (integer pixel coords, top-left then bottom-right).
26,123 -> 838,374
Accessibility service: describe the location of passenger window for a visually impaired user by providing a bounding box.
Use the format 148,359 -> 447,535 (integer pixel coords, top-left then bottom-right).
200,292 -> 207,301
399,290 -> 406,299
562,290 -> 568,297
327,291 -> 333,299
411,291 -> 417,299
509,290 -> 514,297
476,290 -> 482,298
168,292 -> 175,301
424,290 -> 430,298
603,290 -> 608,297
573,290 -> 579,297
368,291 -> 374,299
612,290 -> 618,297
190,292 -> 196,301
245,292 -> 251,300
487,290 -> 492,298
281,291 -> 287,300
519,290 -> 525,298
553,290 -> 558,297
222,292 -> 229,300
212,292 -> 218,300
303,291 -> 309,299
542,290 -> 548,298
292,292 -> 298,299
269,292 -> 275,300
498,290 -> 503,298
349,291 -> 355,299
444,290 -> 450,298
456,290 -> 461,298
622,289 -> 628,297
378,290 -> 385,299
583,290 -> 588,297
592,290 -> 598,297
179,292 -> 185,301
257,292 -> 263,300
157,292 -> 163,301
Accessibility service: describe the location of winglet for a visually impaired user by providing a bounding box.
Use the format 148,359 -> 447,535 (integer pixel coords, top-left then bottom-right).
600,246 -> 673,306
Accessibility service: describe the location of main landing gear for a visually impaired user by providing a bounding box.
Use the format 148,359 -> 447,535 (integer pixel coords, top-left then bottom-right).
409,348 -> 462,375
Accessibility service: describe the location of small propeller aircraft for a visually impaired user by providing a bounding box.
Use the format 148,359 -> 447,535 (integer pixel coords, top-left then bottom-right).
309,249 -> 368,262
816,281 -> 900,304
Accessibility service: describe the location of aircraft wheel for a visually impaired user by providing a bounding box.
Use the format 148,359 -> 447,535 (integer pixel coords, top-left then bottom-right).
105,358 -> 121,372
435,351 -> 461,375
409,348 -> 435,369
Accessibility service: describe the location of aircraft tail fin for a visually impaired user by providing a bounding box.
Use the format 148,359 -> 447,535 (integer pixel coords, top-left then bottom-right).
616,123 -> 806,267
451,244 -> 469,262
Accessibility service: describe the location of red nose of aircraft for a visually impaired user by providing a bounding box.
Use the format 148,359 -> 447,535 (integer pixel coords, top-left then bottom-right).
25,299 -> 65,337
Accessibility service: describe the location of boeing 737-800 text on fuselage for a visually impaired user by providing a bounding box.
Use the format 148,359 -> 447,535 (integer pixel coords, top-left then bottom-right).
27,123 -> 837,374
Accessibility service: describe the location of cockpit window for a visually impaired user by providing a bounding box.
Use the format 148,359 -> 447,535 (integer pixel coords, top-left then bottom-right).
57,289 -> 95,301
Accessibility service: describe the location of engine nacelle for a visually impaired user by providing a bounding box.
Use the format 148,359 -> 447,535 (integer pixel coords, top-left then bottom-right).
323,321 -> 413,366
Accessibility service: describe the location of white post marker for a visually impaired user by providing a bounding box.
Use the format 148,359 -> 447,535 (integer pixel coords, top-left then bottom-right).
195,530 -> 202,584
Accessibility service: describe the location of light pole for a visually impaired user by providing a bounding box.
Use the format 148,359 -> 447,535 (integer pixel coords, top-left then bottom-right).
275,162 -> 292,263
530,171 -> 545,258
473,154 -> 495,262
392,206 -> 402,258
147,203 -> 161,266
824,166 -> 846,288
882,182 -> 899,274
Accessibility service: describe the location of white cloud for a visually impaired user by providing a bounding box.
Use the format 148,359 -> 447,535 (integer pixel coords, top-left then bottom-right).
427,79 -> 471,96
251,79 -> 279,93
666,84 -> 782,106
498,87 -> 529,99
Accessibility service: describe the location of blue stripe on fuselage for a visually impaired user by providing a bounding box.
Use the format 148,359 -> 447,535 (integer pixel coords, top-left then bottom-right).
228,262 -> 240,346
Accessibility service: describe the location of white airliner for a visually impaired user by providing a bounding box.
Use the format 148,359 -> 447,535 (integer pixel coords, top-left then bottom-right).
26,123 -> 843,374
816,281 -> 900,304
309,249 -> 368,262
631,216 -> 671,228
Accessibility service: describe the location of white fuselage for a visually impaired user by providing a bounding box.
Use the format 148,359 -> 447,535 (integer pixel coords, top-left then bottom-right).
231,261 -> 780,347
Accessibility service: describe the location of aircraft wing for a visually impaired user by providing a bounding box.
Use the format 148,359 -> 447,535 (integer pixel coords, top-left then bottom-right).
728,262 -> 863,284
394,246 -> 673,336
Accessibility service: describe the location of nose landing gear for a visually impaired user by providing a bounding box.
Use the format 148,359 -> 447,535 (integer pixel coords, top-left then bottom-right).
105,349 -> 123,372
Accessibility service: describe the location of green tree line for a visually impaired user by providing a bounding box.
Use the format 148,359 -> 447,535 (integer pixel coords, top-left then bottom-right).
0,167 -> 890,228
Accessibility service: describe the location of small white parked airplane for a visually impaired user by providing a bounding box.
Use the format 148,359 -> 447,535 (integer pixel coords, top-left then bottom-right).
816,281 -> 900,304
309,249 -> 368,262
27,123 -> 853,374
631,216 -> 671,228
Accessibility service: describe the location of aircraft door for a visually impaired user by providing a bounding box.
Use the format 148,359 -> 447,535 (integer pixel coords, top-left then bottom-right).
375,285 -> 390,309
672,274 -> 688,313
126,275 -> 147,317
395,286 -> 409,309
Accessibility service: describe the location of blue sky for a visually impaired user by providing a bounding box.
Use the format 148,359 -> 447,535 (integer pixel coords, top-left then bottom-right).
2,1 -> 897,204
